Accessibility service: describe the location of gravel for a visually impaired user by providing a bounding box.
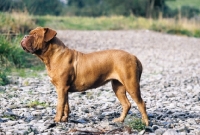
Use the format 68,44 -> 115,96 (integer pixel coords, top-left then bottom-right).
0,30 -> 200,134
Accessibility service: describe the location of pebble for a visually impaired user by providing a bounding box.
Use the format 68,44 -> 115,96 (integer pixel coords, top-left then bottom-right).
155,128 -> 166,135
163,129 -> 179,135
0,30 -> 200,134
0,86 -> 5,91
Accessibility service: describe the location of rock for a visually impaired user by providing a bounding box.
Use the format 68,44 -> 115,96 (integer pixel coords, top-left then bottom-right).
0,86 -> 6,91
16,130 -> 29,135
81,107 -> 90,113
179,132 -> 187,135
177,126 -> 190,133
11,86 -> 19,91
138,129 -> 145,135
152,125 -> 159,131
155,128 -> 166,135
145,126 -> 154,133
32,110 -> 43,116
5,131 -> 13,135
8,105 -> 18,109
22,79 -> 30,86
5,120 -> 18,126
77,123 -> 85,128
163,129 -> 179,135
70,118 -> 88,123
102,111 -> 114,116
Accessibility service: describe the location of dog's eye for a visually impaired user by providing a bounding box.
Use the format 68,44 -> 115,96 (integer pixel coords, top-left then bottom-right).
33,33 -> 37,37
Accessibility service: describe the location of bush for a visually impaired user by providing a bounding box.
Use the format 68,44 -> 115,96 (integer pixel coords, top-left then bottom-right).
124,115 -> 146,131
0,35 -> 38,68
0,71 -> 9,86
0,12 -> 36,34
0,35 -> 43,85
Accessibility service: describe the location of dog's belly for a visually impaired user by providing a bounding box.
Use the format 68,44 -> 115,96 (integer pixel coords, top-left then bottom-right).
69,72 -> 119,92
68,79 -> 110,92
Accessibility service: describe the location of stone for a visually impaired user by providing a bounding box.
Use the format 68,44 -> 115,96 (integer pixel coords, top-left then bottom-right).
163,129 -> 179,135
155,128 -> 166,135
138,129 -> 145,135
5,120 -> 18,126
101,111 -> 114,116
0,86 -> 6,91
152,125 -> 159,131
32,110 -> 43,116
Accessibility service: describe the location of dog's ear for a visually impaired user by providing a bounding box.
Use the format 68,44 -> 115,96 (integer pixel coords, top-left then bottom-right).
44,28 -> 57,42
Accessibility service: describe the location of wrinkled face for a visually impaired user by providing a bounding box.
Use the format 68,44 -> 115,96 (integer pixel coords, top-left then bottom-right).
20,27 -> 57,54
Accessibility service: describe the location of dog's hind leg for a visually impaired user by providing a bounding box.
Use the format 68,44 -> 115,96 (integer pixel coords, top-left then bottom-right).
111,79 -> 131,122
125,81 -> 149,126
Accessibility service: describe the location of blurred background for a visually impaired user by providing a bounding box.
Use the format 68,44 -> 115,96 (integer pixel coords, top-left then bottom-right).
0,0 -> 200,85
1,0 -> 200,18
1,0 -> 200,35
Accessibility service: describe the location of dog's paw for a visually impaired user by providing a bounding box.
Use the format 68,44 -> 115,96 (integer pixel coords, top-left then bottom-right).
54,116 -> 61,122
113,117 -> 124,123
142,118 -> 149,126
61,116 -> 68,122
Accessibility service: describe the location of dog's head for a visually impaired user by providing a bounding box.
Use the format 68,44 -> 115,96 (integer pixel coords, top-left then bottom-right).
21,27 -> 57,54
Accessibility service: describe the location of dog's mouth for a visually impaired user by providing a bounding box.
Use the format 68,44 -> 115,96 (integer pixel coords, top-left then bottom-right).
21,40 -> 29,52
22,46 -> 29,53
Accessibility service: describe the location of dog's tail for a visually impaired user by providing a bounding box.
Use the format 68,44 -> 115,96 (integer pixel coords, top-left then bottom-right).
136,57 -> 143,81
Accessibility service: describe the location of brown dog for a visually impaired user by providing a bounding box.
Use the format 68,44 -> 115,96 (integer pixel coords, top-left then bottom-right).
21,27 -> 149,126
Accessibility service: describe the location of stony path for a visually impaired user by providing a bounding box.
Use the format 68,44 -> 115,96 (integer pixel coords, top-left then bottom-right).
0,30 -> 200,134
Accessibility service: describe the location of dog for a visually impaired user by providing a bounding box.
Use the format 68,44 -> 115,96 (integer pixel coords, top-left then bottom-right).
21,27 -> 149,126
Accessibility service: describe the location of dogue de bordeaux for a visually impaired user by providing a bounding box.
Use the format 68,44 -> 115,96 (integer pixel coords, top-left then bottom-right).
21,27 -> 149,126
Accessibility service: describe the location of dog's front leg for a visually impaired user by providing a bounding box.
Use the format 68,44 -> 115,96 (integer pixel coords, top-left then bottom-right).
54,86 -> 70,122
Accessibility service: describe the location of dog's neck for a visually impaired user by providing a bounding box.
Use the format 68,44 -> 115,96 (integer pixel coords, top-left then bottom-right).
34,37 -> 70,70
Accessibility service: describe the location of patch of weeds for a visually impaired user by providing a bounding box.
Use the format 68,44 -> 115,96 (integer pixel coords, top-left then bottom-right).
2,115 -> 18,121
28,100 -> 48,108
124,115 -> 145,132
0,71 -> 9,86
10,68 -> 43,78
167,29 -> 193,37
97,92 -> 101,97
85,92 -> 94,99
194,30 -> 200,37
7,93 -> 14,99
28,91 -> 33,95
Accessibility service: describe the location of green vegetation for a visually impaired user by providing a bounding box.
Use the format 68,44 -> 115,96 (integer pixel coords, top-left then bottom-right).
0,12 -> 36,34
35,15 -> 200,37
2,115 -> 18,121
28,100 -> 48,108
124,115 -> 146,131
1,0 -> 200,18
0,71 -> 9,85
166,0 -> 200,10
0,36 -> 42,85
0,14 -> 43,85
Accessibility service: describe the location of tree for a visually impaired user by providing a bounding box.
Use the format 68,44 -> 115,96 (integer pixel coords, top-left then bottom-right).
0,0 -> 24,12
22,0 -> 63,15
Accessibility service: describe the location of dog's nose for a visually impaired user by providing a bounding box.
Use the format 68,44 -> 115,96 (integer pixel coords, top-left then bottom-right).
24,35 -> 28,38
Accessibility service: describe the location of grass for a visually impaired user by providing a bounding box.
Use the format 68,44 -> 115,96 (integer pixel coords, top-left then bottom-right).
0,11 -> 200,36
0,71 -> 9,85
34,15 -> 200,37
0,34 -> 43,85
0,12 -> 36,34
2,115 -> 18,121
28,100 -> 48,108
166,0 -> 200,10
34,15 -> 136,30
124,115 -> 146,132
